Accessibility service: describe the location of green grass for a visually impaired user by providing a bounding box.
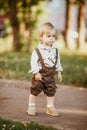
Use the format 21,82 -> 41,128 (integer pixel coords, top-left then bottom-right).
0,119 -> 57,130
0,52 -> 31,80
0,52 -> 87,87
61,54 -> 87,87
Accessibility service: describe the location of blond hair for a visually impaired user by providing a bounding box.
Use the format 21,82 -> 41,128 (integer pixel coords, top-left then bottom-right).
39,22 -> 56,41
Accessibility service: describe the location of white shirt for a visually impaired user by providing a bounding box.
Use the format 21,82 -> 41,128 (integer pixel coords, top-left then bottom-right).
29,43 -> 63,74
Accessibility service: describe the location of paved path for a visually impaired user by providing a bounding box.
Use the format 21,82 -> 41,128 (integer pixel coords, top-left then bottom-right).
0,79 -> 87,130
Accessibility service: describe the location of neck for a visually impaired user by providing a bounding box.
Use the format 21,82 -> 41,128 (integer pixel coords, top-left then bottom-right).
42,43 -> 52,48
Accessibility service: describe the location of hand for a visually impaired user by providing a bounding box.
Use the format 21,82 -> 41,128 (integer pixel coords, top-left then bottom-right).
35,73 -> 42,81
58,71 -> 62,82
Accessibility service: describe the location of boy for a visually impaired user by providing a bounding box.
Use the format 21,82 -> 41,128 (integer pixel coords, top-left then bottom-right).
27,22 -> 63,116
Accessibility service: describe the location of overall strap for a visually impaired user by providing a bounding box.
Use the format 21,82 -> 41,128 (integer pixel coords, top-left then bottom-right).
35,48 -> 45,70
54,48 -> 58,67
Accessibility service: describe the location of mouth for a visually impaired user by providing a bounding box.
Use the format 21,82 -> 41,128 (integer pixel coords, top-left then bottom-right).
49,41 -> 53,44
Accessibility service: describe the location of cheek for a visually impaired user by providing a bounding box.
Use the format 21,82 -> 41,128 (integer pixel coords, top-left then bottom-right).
54,37 -> 56,41
40,36 -> 45,41
53,36 -> 56,40
44,37 -> 49,41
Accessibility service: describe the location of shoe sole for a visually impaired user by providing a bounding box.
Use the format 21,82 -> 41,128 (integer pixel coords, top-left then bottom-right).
46,112 -> 60,117
26,111 -> 36,116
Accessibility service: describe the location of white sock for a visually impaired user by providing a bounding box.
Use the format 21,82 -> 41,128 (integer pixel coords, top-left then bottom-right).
46,96 -> 55,108
28,94 -> 36,108
47,104 -> 54,108
28,103 -> 35,108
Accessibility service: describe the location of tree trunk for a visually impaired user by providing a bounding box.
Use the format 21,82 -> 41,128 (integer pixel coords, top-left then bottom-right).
65,0 -> 75,49
12,26 -> 20,51
77,3 -> 85,51
8,0 -> 20,51
25,27 -> 31,52
26,6 -> 31,52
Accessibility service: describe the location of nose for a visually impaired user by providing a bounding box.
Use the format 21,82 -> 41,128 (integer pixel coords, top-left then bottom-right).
50,36 -> 55,40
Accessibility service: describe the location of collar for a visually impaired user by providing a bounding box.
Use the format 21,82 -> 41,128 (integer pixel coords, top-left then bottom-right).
38,43 -> 55,50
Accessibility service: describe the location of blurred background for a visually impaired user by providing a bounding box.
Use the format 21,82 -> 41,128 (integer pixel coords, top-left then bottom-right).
0,0 -> 87,87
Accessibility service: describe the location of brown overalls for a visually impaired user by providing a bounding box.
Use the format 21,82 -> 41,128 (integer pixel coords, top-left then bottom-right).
30,48 -> 58,97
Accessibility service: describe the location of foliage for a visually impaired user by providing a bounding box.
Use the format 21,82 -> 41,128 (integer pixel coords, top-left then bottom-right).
65,0 -> 86,4
0,52 -> 87,87
0,0 -> 46,51
75,0 -> 86,5
0,119 -> 57,130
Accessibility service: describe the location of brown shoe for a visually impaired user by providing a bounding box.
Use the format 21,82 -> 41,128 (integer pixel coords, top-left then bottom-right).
27,106 -> 36,116
46,107 -> 60,117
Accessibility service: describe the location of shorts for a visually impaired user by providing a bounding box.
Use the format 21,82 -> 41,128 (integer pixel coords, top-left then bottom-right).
30,67 -> 57,97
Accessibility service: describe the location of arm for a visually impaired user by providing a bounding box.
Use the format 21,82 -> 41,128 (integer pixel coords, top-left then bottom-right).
29,50 -> 42,80
55,53 -> 63,82
55,53 -> 63,72
58,71 -> 62,82
29,50 -> 40,74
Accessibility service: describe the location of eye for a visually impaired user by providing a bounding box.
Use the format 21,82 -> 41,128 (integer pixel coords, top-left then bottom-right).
47,35 -> 51,37
53,35 -> 55,38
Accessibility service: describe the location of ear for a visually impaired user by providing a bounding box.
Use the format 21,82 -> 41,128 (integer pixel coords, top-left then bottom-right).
39,33 -> 43,41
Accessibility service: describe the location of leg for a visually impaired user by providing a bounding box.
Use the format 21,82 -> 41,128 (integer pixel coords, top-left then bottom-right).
27,94 -> 36,116
46,96 -> 54,108
44,77 -> 59,116
46,96 -> 59,116
27,79 -> 43,115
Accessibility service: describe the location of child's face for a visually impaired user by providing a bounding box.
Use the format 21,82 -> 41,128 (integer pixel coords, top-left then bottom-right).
41,30 -> 56,47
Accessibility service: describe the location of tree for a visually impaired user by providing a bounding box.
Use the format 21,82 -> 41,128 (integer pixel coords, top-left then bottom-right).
76,0 -> 86,51
65,0 -> 75,49
65,0 -> 86,51
8,0 -> 20,51
0,0 -> 45,51
20,0 -> 44,51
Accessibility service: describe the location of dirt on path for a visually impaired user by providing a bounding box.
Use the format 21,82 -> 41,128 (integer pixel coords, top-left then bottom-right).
0,79 -> 87,130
